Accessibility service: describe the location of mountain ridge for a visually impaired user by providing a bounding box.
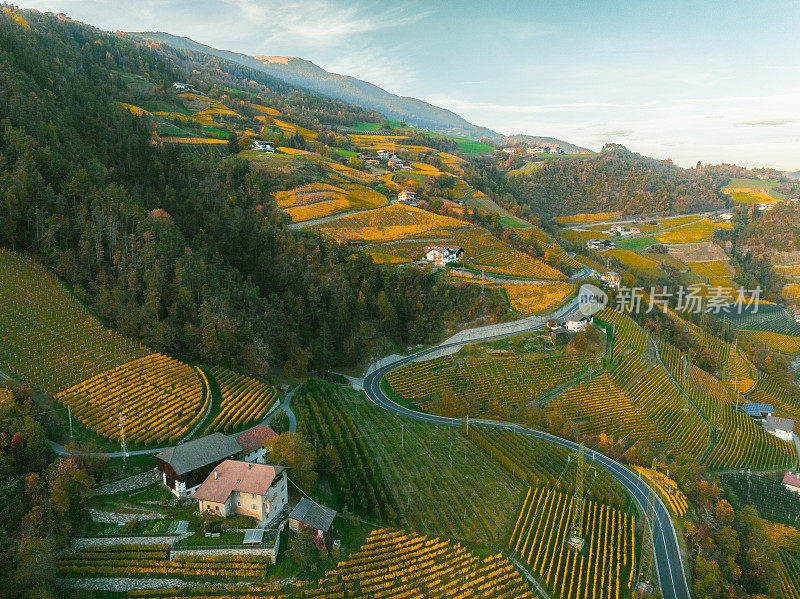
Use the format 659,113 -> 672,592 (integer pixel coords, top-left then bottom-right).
127,31 -> 500,140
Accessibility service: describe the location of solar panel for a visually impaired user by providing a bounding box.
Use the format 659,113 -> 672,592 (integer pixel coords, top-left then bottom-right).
243,529 -> 264,544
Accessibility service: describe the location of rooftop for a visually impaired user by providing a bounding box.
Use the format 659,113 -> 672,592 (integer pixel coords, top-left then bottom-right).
235,425 -> 278,454
289,497 -> 337,532
156,433 -> 242,475
741,402 -> 774,417
783,472 -> 800,488
763,414 -> 795,434
194,460 -> 286,504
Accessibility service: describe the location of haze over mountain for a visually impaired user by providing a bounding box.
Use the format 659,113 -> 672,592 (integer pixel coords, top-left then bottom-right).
129,31 -> 501,141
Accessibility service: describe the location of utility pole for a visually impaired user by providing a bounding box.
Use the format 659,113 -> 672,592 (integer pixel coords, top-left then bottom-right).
401,425 -> 404,449
67,405 -> 73,439
567,444 -> 586,551
118,412 -> 128,465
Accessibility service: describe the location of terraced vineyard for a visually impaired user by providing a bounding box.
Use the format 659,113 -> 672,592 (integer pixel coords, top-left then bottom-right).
595,309 -> 647,362
504,282 -> 574,315
0,249 -> 151,393
509,487 -> 636,599
722,305 -> 800,336
386,353 -> 601,418
299,528 -> 536,599
56,354 -> 208,446
633,467 -> 688,517
739,330 -> 800,354
338,388 -> 524,544
313,204 -> 469,243
780,552 -> 800,598
57,545 -> 273,580
546,373 -> 665,448
293,381 -> 396,521
465,426 -> 628,507
201,366 -> 277,434
276,181 -> 388,222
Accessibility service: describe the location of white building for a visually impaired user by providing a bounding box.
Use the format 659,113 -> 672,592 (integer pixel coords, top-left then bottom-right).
251,140 -> 275,153
601,271 -> 622,288
763,414 -> 794,443
398,190 -> 417,203
758,202 -> 777,211
195,460 -> 288,525
424,246 -> 465,266
564,313 -> 593,333
719,213 -> 733,222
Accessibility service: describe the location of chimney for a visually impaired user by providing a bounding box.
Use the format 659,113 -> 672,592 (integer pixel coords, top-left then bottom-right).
214,470 -> 218,480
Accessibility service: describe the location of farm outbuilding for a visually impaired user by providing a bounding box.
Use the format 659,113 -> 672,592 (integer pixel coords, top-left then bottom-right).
289,497 -> 337,549
156,433 -> 242,498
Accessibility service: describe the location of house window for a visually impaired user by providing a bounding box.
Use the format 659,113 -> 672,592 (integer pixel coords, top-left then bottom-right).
252,504 -> 257,510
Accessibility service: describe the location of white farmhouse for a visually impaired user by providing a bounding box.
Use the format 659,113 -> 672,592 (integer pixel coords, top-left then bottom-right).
424,246 -> 465,266
564,313 -> 593,333
600,271 -> 622,289
251,140 -> 275,153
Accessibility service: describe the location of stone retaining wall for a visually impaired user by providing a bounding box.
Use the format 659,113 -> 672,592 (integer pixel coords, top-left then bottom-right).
70,532 -> 192,549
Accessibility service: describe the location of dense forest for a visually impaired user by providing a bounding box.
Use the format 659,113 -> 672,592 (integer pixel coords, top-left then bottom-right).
465,144 -> 731,218
0,8 -> 500,378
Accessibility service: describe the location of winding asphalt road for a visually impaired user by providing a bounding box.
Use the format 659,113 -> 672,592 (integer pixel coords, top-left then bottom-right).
361,319 -> 691,599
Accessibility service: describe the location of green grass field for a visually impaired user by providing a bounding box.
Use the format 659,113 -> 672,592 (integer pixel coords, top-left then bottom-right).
615,235 -> 657,250
723,177 -> 786,200
465,194 -> 532,228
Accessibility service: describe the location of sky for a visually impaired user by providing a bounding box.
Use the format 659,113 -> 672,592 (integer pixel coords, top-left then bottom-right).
14,0 -> 800,170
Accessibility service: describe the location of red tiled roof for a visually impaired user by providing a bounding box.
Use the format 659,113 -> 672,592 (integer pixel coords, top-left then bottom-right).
783,472 -> 800,489
234,425 -> 278,454
194,460 -> 285,504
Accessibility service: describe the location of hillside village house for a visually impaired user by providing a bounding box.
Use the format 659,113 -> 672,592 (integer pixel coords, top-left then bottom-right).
586,239 -> 616,251
424,246 -> 465,266
600,271 -> 622,288
762,414 -> 795,443
398,189 -> 417,204
289,497 -> 337,549
251,140 -> 275,153
195,460 -> 288,525
758,202 -> 777,211
629,227 -> 641,235
156,433 -> 242,498
564,313 -> 593,333
719,213 -> 734,222
740,402 -> 774,422
783,472 -> 800,495
234,425 -> 278,464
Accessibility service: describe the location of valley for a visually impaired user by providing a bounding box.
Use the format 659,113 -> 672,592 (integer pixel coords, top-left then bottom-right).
2,5 -> 800,599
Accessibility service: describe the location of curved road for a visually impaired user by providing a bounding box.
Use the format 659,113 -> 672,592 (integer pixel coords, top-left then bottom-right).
361,322 -> 691,599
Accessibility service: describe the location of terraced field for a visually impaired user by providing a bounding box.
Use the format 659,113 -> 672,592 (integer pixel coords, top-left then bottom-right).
300,529 -> 536,599
337,388 -> 524,544
509,487 -> 635,599
56,354 -> 208,446
387,353 -> 601,418
201,366 -> 278,434
0,249 -> 151,393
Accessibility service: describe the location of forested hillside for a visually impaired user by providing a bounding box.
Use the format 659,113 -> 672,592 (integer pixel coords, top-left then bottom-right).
466,144 -> 730,218
0,8 -> 498,377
